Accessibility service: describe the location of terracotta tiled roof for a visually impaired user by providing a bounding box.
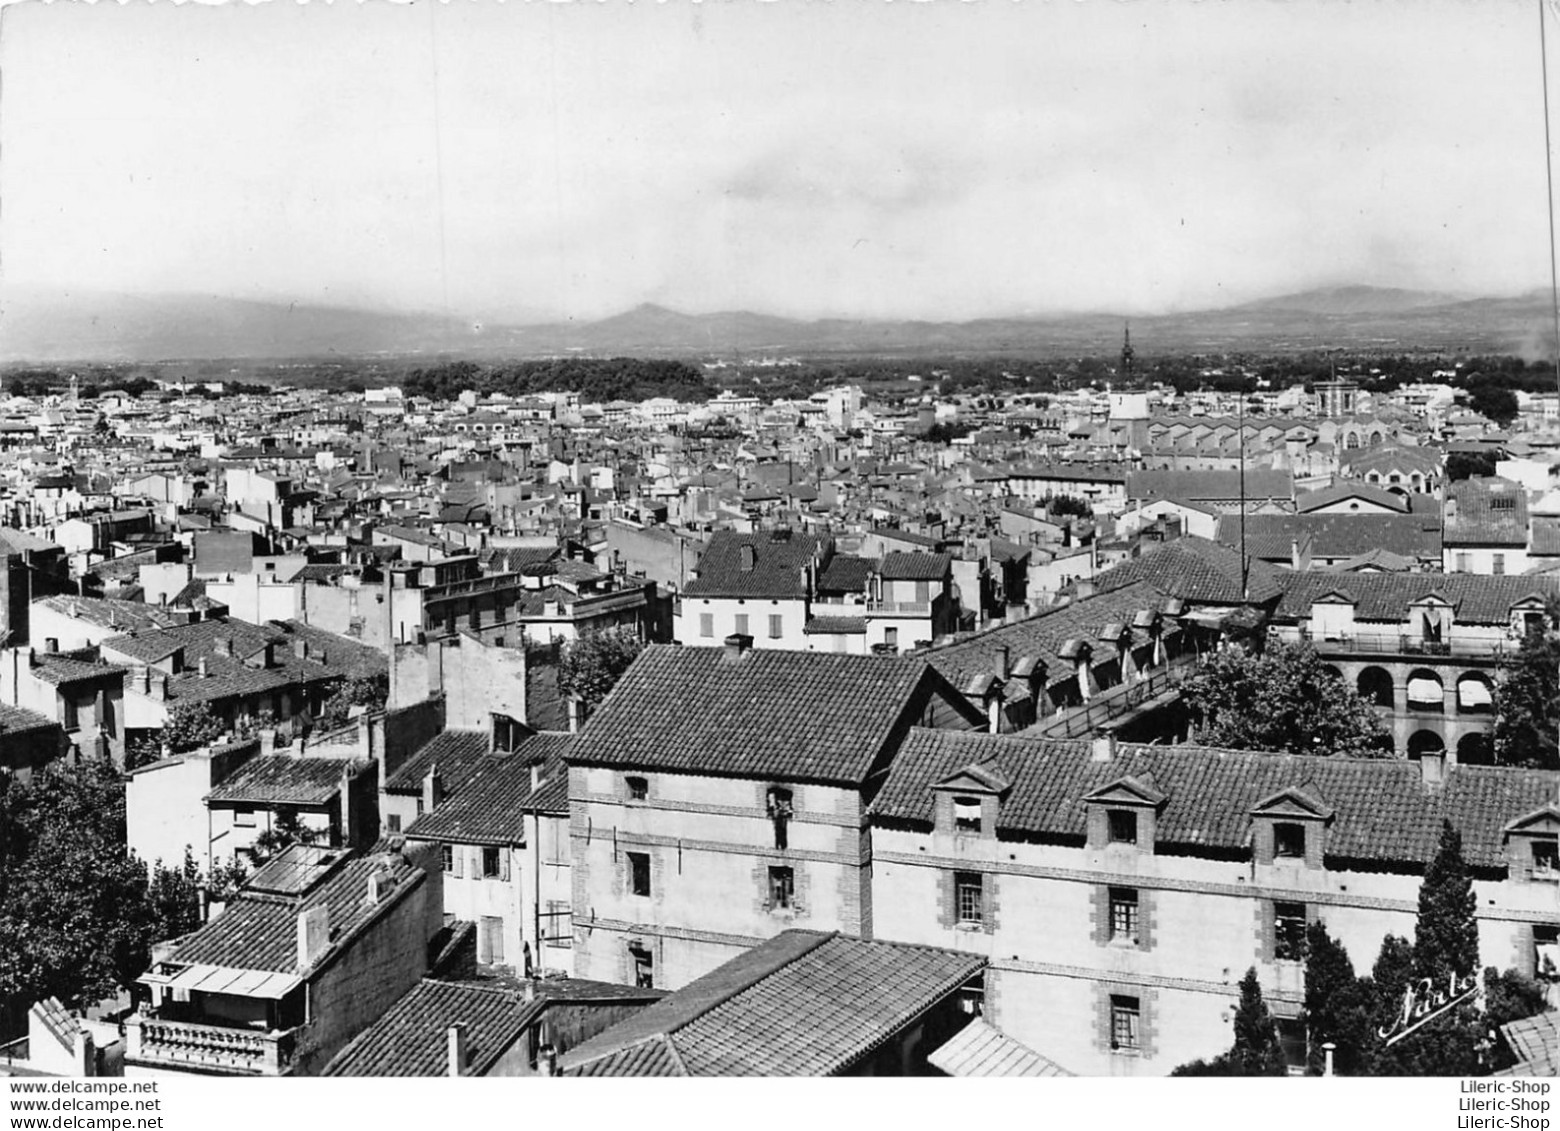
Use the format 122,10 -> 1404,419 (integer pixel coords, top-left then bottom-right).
170,845 -> 425,974
873,729 -> 1560,870
816,556 -> 878,594
383,730 -> 490,795
567,645 -> 980,786
879,552 -> 952,581
1218,513 -> 1442,563
1092,537 -> 1282,605
206,756 -> 365,806
1274,571 -> 1559,625
921,580 -> 1172,693
682,530 -> 827,599
1128,469 -> 1293,501
323,980 -> 541,1076
405,734 -> 574,844
561,931 -> 984,1076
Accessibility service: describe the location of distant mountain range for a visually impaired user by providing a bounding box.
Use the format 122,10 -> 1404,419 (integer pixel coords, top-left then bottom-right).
3,284 -> 1556,364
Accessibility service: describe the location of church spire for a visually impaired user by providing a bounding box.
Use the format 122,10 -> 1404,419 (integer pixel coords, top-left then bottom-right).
1120,322 -> 1135,383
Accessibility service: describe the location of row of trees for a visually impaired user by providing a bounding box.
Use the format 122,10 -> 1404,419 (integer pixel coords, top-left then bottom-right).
1175,823 -> 1549,1075
400,359 -> 714,404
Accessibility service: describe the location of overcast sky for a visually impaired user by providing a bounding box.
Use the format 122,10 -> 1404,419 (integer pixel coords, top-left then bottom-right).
2,1 -> 1557,323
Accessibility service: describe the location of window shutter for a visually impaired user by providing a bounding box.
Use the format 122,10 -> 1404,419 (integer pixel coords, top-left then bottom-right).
452,846 -> 465,878
500,847 -> 511,883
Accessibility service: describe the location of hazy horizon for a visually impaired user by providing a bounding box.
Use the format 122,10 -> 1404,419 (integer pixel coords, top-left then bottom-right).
4,2 -> 1560,325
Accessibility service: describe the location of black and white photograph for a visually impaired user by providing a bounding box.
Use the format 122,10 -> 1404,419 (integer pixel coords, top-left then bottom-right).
0,0 -> 1556,1103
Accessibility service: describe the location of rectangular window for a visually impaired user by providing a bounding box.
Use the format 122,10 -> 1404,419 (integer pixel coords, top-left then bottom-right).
1109,887 -> 1139,944
1110,996 -> 1141,1051
915,580 -> 930,603
386,813 -> 402,834
1455,552 -> 1470,573
954,871 -> 984,926
1275,901 -> 1308,962
766,786 -> 793,850
769,614 -> 783,640
630,944 -> 654,989
441,844 -> 454,874
545,900 -> 572,949
1493,554 -> 1506,576
884,627 -> 899,651
953,796 -> 983,835
492,713 -> 523,754
1276,1017 -> 1307,1074
62,697 -> 79,731
479,915 -> 505,965
699,613 -> 714,638
734,613 -> 749,637
628,851 -> 651,897
1274,822 -> 1306,859
482,846 -> 504,880
768,866 -> 795,910
1534,839 -> 1560,875
625,776 -> 648,801
232,807 -> 256,828
1108,810 -> 1138,845
546,818 -> 568,865
449,844 -> 464,878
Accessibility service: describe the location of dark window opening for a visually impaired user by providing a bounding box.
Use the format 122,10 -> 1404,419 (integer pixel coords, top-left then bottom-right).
1108,809 -> 1138,845
1534,839 -> 1560,875
1274,822 -> 1306,860
629,943 -> 654,989
768,866 -> 795,910
482,846 -> 503,879
628,851 -> 651,897
626,776 -> 648,801
1275,901 -> 1307,962
766,786 -> 793,850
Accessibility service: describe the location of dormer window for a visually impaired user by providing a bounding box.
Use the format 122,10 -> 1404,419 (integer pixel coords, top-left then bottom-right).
953,797 -> 983,835
1108,810 -> 1138,845
1274,822 -> 1306,859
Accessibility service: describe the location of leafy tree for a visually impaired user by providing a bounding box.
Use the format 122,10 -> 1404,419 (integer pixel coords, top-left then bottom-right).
1043,493 -> 1093,520
317,673 -> 389,731
556,627 -> 646,716
161,700 -> 226,755
1302,921 -> 1376,1075
1446,451 -> 1499,482
1484,967 -> 1552,1071
1181,642 -> 1393,757
244,809 -> 324,868
1170,968 -> 1287,1076
0,761 -> 157,1027
1492,619 -> 1560,770
147,848 -> 205,943
1466,385 -> 1520,428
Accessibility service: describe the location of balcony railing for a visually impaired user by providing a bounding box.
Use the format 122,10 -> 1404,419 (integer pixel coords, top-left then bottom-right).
125,1015 -> 300,1076
1298,629 -> 1506,660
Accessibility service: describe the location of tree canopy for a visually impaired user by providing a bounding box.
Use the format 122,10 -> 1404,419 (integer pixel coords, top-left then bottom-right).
555,626 -> 647,717
1180,642 -> 1392,757
1170,968 -> 1288,1076
1492,617 -> 1560,770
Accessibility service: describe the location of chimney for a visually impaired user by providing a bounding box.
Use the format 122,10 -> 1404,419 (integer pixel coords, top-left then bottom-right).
1420,748 -> 1446,787
198,658 -> 208,678
294,639 -> 309,660
723,633 -> 754,660
531,761 -> 544,792
296,905 -> 330,970
366,868 -> 395,904
1091,730 -> 1117,763
446,1023 -> 467,1077
423,764 -> 444,812
996,645 -> 1010,681
1290,539 -> 1301,571
213,636 -> 233,658
43,637 -> 58,654
72,1027 -> 95,1077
